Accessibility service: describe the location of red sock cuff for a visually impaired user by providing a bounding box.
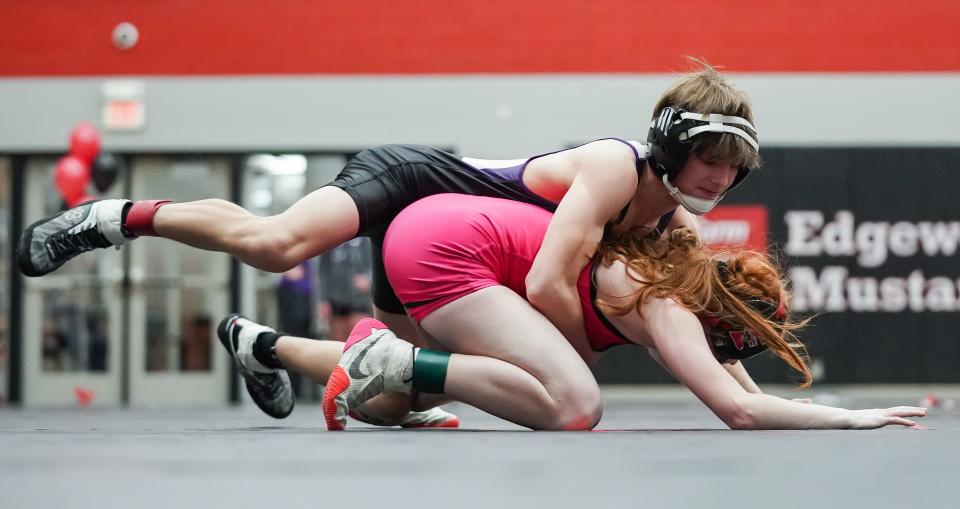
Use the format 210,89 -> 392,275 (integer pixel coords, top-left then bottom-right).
124,200 -> 172,237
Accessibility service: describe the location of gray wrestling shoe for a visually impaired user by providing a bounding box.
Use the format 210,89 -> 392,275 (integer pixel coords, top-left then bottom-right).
17,199 -> 131,277
218,314 -> 295,419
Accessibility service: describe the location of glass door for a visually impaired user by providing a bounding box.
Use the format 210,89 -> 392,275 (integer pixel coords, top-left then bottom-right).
127,157 -> 231,405
20,157 -> 125,405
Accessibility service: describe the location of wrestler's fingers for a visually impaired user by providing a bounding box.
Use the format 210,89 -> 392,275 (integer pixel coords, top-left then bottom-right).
886,417 -> 917,427
887,406 -> 927,417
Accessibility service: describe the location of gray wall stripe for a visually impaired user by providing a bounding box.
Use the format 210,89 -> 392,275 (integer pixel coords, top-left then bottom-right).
3,74 -> 959,155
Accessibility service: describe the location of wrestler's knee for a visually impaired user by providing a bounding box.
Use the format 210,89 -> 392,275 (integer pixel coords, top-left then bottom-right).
559,388 -> 604,431
539,382 -> 604,431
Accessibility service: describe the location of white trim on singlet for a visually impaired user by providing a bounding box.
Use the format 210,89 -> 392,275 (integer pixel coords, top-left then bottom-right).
623,139 -> 650,159
460,156 -> 529,169
461,139 -> 650,170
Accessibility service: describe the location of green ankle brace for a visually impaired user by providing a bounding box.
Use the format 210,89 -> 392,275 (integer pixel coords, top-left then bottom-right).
412,349 -> 450,394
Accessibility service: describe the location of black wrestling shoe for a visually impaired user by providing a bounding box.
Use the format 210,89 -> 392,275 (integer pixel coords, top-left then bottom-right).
217,314 -> 295,419
17,199 -> 131,277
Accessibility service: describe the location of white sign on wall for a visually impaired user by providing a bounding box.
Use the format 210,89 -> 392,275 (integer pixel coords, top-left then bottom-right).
101,80 -> 146,132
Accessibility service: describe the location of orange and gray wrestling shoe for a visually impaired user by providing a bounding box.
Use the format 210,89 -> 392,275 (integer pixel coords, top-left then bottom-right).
322,318 -> 417,430
349,405 -> 461,429
398,407 -> 460,429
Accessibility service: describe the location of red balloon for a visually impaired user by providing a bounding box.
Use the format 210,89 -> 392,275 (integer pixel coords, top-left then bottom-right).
69,121 -> 101,164
54,155 -> 91,205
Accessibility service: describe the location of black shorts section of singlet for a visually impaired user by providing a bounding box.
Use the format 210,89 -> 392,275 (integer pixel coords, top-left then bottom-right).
325,144 -> 557,314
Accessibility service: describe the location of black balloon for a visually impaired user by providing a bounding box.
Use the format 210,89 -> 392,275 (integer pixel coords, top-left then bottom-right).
91,151 -> 124,192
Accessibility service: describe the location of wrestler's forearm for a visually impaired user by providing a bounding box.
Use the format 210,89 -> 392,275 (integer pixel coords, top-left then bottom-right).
733,393 -> 853,429
651,349 -> 760,394
724,361 -> 762,394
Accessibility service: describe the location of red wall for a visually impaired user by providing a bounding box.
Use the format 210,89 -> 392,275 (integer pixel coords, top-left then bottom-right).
2,0 -> 958,76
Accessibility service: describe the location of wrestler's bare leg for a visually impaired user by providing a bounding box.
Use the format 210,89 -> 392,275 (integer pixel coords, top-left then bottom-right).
154,186 -> 359,272
419,286 -> 603,430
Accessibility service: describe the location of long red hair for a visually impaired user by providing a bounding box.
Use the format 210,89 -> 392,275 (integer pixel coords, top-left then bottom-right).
597,226 -> 812,387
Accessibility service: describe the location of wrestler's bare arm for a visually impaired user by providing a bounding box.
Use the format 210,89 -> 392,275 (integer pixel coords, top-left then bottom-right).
639,298 -> 926,429
723,361 -> 762,393
649,340 -> 760,393
525,140 -> 638,354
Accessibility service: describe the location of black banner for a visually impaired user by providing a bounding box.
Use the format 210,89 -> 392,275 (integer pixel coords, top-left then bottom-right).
594,148 -> 960,384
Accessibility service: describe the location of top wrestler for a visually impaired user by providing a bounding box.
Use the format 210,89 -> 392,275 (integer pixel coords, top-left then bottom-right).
19,60 -> 760,414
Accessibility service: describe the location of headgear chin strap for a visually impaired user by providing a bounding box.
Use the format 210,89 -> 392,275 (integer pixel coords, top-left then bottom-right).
647,106 -> 760,214
660,173 -> 724,215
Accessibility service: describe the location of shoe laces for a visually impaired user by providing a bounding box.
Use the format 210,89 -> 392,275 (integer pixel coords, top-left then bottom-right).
46,225 -> 111,261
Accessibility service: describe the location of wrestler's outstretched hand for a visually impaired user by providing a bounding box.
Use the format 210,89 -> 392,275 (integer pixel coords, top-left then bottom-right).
847,406 -> 927,429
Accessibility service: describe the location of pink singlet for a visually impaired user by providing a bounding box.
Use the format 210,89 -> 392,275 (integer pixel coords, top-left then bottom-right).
382,194 -> 631,351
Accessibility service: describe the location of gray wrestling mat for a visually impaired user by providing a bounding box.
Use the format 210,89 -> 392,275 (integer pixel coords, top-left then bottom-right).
2,386 -> 958,509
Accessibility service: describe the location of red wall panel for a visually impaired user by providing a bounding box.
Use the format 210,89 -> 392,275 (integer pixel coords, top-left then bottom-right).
1,0 -> 958,76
